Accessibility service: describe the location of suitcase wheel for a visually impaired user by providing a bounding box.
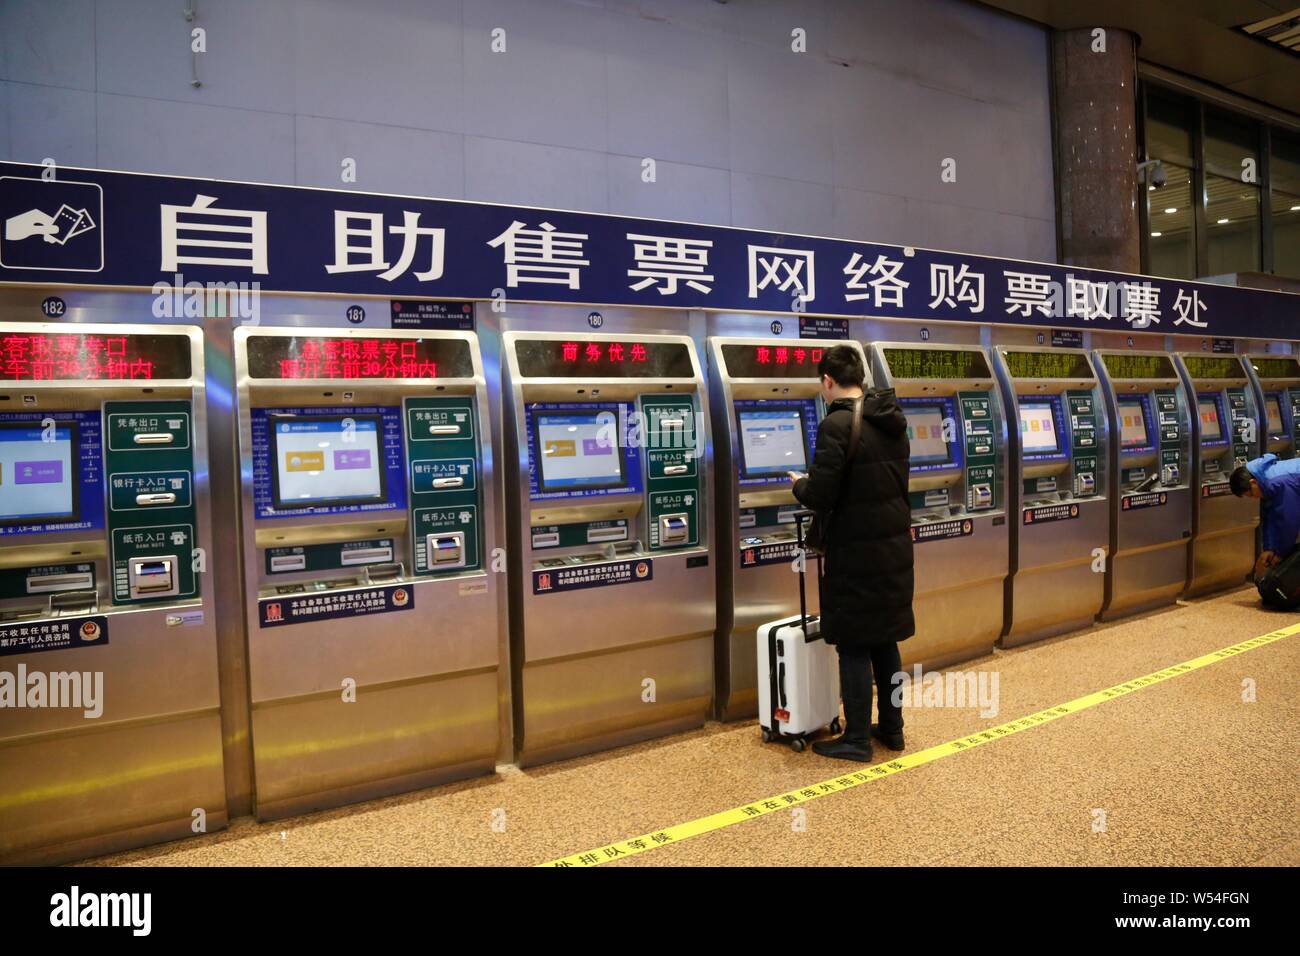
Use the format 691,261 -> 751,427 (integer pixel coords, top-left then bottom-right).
829,718 -> 842,735
790,738 -> 806,753
761,727 -> 773,743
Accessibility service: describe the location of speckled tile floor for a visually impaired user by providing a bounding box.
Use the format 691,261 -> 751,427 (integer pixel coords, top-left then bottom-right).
81,586 -> 1298,867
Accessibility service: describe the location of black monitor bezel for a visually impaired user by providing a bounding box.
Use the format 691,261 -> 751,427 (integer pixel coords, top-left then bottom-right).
1196,395 -> 1227,444
1018,400 -> 1063,456
0,420 -> 81,526
1265,393 -> 1286,439
734,404 -> 812,479
268,412 -> 389,510
531,406 -> 630,494
1115,394 -> 1153,451
901,401 -> 956,467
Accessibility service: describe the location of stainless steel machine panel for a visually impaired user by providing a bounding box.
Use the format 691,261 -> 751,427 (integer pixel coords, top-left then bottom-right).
1176,353 -> 1261,597
868,342 -> 1009,668
0,322 -> 226,864
503,330 -> 715,766
1245,354 -> 1300,462
993,346 -> 1110,646
1093,350 -> 1193,619
234,326 -> 501,820
707,337 -> 849,720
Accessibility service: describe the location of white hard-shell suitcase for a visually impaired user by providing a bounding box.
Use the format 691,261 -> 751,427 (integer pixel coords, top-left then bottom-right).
756,511 -> 841,752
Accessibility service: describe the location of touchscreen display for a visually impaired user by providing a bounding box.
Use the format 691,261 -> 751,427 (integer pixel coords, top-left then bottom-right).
271,415 -> 385,507
1118,401 -> 1149,449
0,423 -> 77,522
1198,399 -> 1223,442
1019,403 -> 1060,454
535,411 -> 625,491
737,408 -> 808,476
905,405 -> 952,465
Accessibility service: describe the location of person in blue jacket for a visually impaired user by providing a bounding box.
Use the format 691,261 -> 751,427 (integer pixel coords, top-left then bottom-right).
1230,454 -> 1300,578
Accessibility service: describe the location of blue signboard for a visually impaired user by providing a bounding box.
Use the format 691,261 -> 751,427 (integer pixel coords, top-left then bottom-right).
0,162 -> 1297,338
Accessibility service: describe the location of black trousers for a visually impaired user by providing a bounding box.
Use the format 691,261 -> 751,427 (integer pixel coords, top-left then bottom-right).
835,641 -> 904,737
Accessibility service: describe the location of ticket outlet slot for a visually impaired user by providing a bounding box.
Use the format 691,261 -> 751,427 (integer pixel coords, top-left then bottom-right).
1175,353 -> 1262,597
1094,351 -> 1193,619
504,331 -> 714,765
707,337 -> 846,720
0,322 -> 224,865
234,327 -> 500,820
868,343 -> 1009,667
992,347 -> 1109,646
1245,354 -> 1300,461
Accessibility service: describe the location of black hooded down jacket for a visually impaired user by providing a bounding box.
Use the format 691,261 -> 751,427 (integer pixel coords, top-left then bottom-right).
792,388 -> 915,646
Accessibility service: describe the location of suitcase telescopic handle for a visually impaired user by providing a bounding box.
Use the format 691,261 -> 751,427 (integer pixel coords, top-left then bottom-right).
792,509 -> 815,632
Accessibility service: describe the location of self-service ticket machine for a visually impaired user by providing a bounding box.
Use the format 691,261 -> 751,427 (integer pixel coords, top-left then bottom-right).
1093,351 -> 1193,619
707,337 -> 853,720
503,331 -> 714,765
1245,354 -> 1300,461
993,347 -> 1109,645
1175,353 -> 1262,596
867,343 -> 1009,666
233,327 -> 500,819
0,322 -> 225,864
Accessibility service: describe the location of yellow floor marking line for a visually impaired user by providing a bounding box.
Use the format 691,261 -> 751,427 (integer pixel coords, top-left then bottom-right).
540,623 -> 1300,866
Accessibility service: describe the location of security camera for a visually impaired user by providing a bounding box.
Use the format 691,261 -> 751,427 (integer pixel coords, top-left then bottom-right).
1137,159 -> 1166,189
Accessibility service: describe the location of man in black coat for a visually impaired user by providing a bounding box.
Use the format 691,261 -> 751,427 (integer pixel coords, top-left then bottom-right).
789,345 -> 915,762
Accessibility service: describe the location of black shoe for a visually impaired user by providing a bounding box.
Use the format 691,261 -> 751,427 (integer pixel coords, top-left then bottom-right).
871,724 -> 905,751
812,734 -> 873,762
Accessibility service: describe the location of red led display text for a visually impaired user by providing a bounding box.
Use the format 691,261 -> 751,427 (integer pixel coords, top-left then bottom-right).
275,338 -> 437,379
0,334 -> 160,381
754,346 -> 822,365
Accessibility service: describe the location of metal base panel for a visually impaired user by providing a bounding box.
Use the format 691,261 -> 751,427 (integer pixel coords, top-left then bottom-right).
516,634 -> 712,767
0,712 -> 227,865
1186,527 -> 1256,597
901,579 -> 1004,669
1003,561 -> 1105,647
1102,540 -> 1190,620
249,670 -> 499,821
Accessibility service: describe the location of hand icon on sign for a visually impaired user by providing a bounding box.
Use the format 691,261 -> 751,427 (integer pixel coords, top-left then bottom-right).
5,209 -> 59,243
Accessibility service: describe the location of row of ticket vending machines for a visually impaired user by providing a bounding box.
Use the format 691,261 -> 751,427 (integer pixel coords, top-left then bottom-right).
1,315 -> 1294,863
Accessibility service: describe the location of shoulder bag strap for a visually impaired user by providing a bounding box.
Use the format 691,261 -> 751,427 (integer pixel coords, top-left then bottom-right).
845,395 -> 864,464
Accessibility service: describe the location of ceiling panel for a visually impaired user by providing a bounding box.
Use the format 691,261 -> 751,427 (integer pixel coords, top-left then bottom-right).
978,0 -> 1300,115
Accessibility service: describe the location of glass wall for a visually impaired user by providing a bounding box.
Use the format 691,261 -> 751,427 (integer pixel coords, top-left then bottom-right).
1274,129 -> 1300,279
1140,83 -> 1300,280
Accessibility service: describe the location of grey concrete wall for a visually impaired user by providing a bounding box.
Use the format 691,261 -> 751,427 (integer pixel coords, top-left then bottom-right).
1,0 -> 1057,260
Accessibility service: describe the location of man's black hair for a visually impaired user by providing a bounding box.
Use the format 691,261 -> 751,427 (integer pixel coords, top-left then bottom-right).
818,344 -> 866,388
1229,465 -> 1255,497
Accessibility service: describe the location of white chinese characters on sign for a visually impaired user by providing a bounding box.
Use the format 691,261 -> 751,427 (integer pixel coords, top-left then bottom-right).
487,220 -> 589,289
1004,271 -> 1054,317
748,246 -> 815,302
626,234 -> 714,294
1172,289 -> 1209,328
160,194 -> 268,274
928,264 -> 984,313
1123,282 -> 1161,328
1066,276 -> 1113,322
325,211 -> 446,282
843,253 -> 908,307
